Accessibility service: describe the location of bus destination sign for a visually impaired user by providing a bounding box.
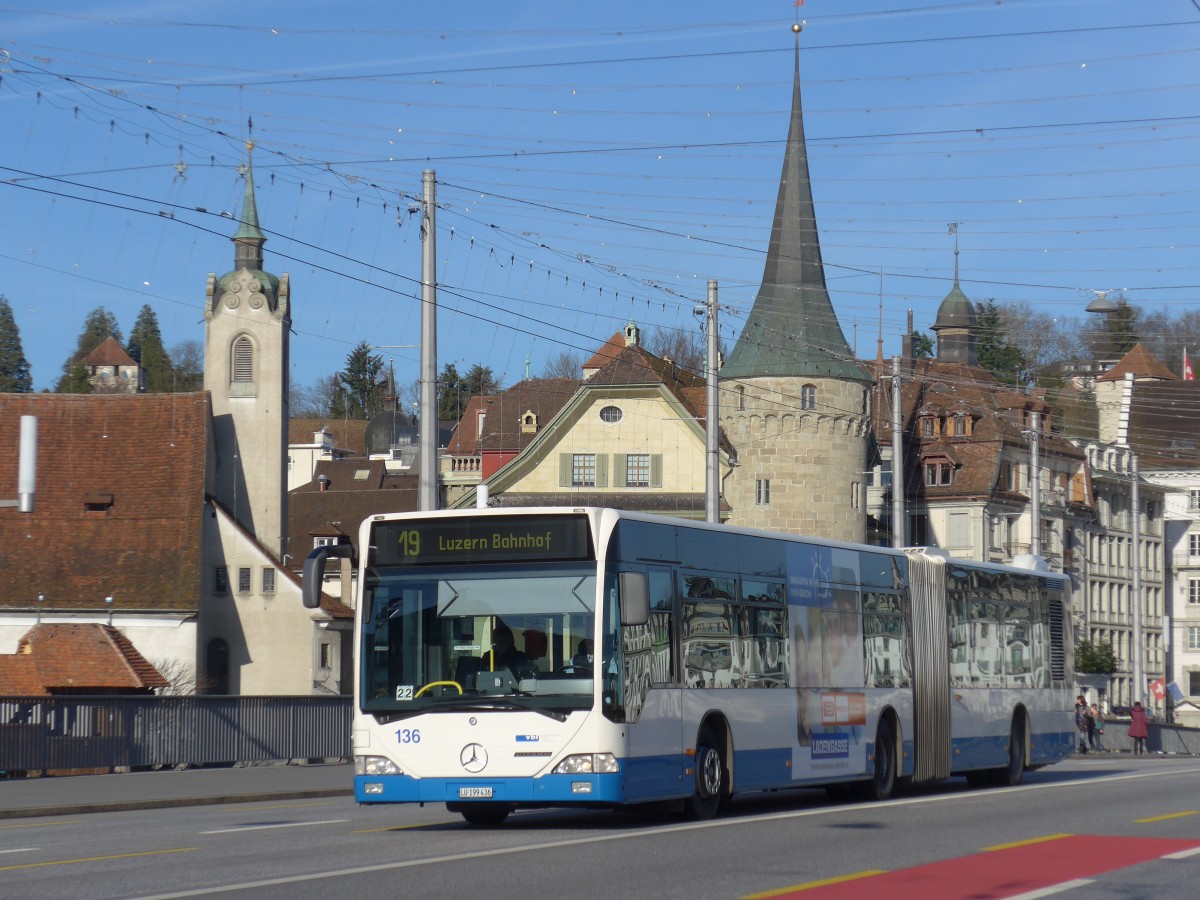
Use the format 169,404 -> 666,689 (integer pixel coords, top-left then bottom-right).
371,515 -> 593,567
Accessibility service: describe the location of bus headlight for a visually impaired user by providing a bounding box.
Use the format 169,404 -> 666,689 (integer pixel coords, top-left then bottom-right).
355,755 -> 402,776
552,753 -> 618,775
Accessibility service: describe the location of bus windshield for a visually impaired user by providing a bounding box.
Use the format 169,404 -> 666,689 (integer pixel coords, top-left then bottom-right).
361,564 -> 597,715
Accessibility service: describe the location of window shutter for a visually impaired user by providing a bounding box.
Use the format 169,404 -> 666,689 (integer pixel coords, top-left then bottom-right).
596,454 -> 609,488
232,336 -> 254,382
559,453 -> 571,488
650,454 -> 663,488
613,454 -> 627,488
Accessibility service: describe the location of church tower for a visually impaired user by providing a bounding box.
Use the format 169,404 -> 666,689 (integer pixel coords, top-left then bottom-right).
720,27 -> 873,542
204,144 -> 291,557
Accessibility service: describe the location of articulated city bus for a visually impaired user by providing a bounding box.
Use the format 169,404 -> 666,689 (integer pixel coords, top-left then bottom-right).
302,507 -> 1075,826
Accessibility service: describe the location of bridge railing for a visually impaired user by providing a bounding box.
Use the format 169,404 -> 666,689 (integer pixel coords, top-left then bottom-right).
0,695 -> 351,774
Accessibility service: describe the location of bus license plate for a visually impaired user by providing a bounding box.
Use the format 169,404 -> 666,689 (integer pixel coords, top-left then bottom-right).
458,787 -> 493,798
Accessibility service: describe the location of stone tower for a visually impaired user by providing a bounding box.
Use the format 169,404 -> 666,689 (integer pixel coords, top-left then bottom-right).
720,31 -> 873,542
204,144 -> 291,557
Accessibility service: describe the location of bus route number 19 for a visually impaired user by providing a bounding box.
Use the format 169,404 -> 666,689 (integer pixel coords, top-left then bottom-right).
397,529 -> 420,557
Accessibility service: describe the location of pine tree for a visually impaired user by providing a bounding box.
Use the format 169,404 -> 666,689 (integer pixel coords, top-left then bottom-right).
331,341 -> 385,419
0,295 -> 34,393
975,300 -> 1027,386
127,305 -> 175,392
55,307 -> 124,392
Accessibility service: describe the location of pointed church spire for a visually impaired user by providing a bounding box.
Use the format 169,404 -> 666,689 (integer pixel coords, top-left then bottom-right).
233,141 -> 266,271
721,25 -> 868,382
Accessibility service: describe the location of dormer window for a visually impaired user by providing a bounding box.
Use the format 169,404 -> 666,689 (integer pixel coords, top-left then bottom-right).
923,457 -> 954,487
920,415 -> 937,438
951,414 -> 969,438
520,410 -> 538,434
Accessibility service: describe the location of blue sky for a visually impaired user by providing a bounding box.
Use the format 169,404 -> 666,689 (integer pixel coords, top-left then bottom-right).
2,0 -> 1197,392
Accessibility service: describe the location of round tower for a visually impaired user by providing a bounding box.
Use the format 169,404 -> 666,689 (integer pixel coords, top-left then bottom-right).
720,32 -> 872,543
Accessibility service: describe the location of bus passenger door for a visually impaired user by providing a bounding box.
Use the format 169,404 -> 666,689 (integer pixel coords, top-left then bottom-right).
624,566 -> 683,802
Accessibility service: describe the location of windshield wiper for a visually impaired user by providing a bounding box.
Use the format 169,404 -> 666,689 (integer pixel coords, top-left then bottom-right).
430,699 -> 568,722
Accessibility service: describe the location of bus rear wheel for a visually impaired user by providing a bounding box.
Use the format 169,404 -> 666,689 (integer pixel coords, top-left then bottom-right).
459,803 -> 511,827
994,717 -> 1026,787
685,727 -> 725,820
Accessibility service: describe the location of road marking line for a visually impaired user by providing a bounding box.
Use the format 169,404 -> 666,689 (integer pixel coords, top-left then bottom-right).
1134,810 -> 1198,823
128,765 -> 1200,900
0,820 -> 80,829
741,870 -> 886,898
213,801 -> 339,813
0,848 -> 38,855
0,847 -> 197,872
983,833 -> 1072,852
200,818 -> 348,834
1164,846 -> 1200,860
1006,877 -> 1094,899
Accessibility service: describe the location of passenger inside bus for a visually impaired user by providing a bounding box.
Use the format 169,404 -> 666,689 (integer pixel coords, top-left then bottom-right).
480,623 -> 530,675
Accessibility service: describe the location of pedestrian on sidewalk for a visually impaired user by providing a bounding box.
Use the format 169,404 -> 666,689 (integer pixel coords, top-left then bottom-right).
1091,703 -> 1105,752
1128,701 -> 1149,755
1083,703 -> 1096,751
1074,695 -> 1089,753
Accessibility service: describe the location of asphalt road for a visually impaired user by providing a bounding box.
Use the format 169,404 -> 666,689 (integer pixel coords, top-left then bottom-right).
2,756 -> 1198,899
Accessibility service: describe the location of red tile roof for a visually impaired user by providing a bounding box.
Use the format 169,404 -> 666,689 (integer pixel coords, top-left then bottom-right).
288,417 -> 369,457
1095,344 -> 1178,383
82,336 -> 137,367
0,393 -> 210,613
5,623 -> 170,693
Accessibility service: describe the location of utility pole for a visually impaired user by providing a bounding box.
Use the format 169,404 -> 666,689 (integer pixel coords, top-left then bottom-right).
1029,410 -> 1041,558
891,356 -> 905,548
419,170 -> 438,512
705,280 -> 720,524
1131,451 -> 1143,706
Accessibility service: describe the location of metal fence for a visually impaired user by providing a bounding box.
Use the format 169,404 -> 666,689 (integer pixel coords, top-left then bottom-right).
0,695 -> 351,774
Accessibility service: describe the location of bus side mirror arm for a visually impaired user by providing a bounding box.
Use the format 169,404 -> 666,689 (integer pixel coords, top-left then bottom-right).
301,542 -> 357,609
619,572 -> 649,626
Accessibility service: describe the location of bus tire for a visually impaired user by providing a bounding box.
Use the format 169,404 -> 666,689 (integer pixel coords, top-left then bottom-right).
685,726 -> 725,820
459,803 -> 511,827
995,716 -> 1026,787
865,718 -> 897,801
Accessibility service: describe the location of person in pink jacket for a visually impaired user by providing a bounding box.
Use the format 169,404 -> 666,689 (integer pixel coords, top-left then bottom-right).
1127,701 -> 1149,755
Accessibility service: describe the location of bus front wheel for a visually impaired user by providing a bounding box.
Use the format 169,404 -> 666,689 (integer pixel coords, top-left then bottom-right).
685,727 -> 725,820
863,718 -> 897,801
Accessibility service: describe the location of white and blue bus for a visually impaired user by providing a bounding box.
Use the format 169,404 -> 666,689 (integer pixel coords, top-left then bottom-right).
302,507 -> 1075,826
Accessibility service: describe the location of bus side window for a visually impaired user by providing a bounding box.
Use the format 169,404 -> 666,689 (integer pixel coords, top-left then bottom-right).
648,569 -> 674,685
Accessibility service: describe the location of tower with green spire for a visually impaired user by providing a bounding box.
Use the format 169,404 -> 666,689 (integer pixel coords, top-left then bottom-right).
204,142 -> 292,557
720,27 -> 873,541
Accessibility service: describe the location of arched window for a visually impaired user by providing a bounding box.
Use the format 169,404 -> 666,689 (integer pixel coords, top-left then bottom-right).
206,638 -> 230,695
737,386 -> 746,411
800,384 -> 817,411
232,336 -> 254,382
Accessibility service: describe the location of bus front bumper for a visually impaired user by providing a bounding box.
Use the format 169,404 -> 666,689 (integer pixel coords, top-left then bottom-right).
355,772 -> 626,806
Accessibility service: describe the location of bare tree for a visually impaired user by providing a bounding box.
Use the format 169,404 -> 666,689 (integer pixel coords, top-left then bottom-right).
542,349 -> 582,379
643,324 -> 715,377
997,302 -> 1078,380
149,657 -> 203,695
291,373 -> 341,417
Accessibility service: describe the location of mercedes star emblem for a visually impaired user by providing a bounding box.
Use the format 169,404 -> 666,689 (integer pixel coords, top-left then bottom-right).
460,742 -> 487,773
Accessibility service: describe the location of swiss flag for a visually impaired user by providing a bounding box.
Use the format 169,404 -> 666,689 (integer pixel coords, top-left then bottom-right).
1185,349 -> 1194,381
1150,678 -> 1166,701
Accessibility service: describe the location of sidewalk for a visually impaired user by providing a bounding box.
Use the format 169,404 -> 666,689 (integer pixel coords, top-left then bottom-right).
0,762 -> 353,820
